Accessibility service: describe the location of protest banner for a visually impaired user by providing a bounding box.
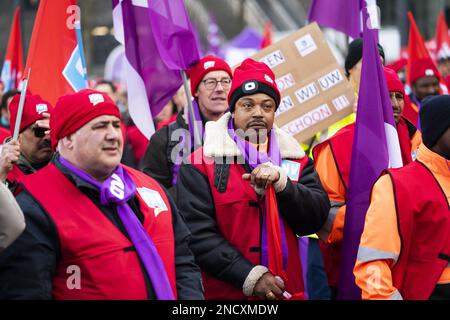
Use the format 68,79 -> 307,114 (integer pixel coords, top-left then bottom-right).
248,22 -> 355,143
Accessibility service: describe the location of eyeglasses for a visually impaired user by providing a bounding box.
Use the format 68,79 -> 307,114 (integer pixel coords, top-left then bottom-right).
32,126 -> 47,138
201,78 -> 231,90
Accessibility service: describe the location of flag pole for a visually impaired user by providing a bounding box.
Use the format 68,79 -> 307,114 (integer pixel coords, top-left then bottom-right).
180,70 -> 201,147
75,19 -> 88,86
13,68 -> 31,140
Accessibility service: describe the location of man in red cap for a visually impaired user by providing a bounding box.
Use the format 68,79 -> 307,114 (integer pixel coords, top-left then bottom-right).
312,67 -> 422,298
404,58 -> 441,126
0,92 -> 52,190
176,58 -> 329,300
0,89 -> 203,300
141,55 -> 233,198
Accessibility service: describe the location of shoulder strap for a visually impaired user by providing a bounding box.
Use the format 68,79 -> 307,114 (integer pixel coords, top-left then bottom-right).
213,157 -> 230,193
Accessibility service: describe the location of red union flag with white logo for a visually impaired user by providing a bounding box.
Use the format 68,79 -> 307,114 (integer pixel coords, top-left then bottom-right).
25,0 -> 88,105
435,11 -> 450,62
1,7 -> 24,91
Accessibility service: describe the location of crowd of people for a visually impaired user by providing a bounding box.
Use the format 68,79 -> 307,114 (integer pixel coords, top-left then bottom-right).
0,37 -> 448,300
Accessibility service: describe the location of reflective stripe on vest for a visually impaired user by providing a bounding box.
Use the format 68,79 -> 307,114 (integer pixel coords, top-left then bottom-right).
357,246 -> 399,264
317,200 -> 343,241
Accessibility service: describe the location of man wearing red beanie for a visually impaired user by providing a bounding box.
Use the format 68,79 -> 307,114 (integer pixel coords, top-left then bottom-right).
0,89 -> 203,300
176,58 -> 330,300
142,55 -> 233,198
0,92 -> 53,190
405,58 -> 441,126
312,67 -> 422,297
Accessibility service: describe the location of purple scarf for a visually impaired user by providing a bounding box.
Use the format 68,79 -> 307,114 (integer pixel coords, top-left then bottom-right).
59,156 -> 175,300
226,118 -> 288,270
171,100 -> 204,185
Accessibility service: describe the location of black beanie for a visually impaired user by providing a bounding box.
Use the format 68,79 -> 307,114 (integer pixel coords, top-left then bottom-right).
345,38 -> 385,76
420,95 -> 450,149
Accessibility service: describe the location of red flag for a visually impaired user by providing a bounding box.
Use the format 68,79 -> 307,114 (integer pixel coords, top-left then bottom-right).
25,0 -> 87,105
386,58 -> 407,73
406,11 -> 434,84
435,11 -> 450,62
406,11 -> 447,93
260,21 -> 272,49
0,7 -> 24,91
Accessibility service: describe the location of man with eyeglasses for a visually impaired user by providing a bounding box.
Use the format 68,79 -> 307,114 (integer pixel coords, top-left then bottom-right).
0,92 -> 53,191
141,55 -> 233,199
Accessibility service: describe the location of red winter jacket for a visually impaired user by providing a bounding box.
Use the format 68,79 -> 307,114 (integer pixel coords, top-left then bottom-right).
176,113 -> 330,300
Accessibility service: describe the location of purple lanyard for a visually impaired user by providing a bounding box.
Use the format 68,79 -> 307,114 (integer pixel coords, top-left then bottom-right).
59,156 -> 175,300
226,118 -> 288,270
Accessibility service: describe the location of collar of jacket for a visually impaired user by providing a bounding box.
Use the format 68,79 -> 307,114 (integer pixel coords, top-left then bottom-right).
177,108 -> 209,130
175,111 -> 188,129
203,112 -> 305,159
17,154 -> 39,174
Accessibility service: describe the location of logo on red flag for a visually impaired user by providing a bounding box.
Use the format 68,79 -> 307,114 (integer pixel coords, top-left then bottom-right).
0,7 -> 24,92
24,0 -> 87,105
435,11 -> 450,61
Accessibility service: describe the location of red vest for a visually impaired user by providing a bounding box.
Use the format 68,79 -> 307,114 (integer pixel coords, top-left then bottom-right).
189,148 -> 308,300
396,117 -> 415,164
402,96 -> 419,127
19,163 -> 177,300
387,161 -> 450,299
6,165 -> 25,187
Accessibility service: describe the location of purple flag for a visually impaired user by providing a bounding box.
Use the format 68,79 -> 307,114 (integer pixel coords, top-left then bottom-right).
112,0 -> 183,139
228,27 -> 262,49
207,15 -> 222,57
337,7 -> 402,300
191,20 -> 205,58
224,27 -> 263,66
148,0 -> 200,70
308,0 -> 363,38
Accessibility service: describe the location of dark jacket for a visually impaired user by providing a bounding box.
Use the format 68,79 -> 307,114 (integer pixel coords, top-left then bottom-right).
141,112 -> 205,199
176,113 -> 330,296
0,155 -> 203,300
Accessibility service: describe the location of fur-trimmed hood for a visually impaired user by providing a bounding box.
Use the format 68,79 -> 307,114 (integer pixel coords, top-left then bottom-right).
203,112 -> 305,159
